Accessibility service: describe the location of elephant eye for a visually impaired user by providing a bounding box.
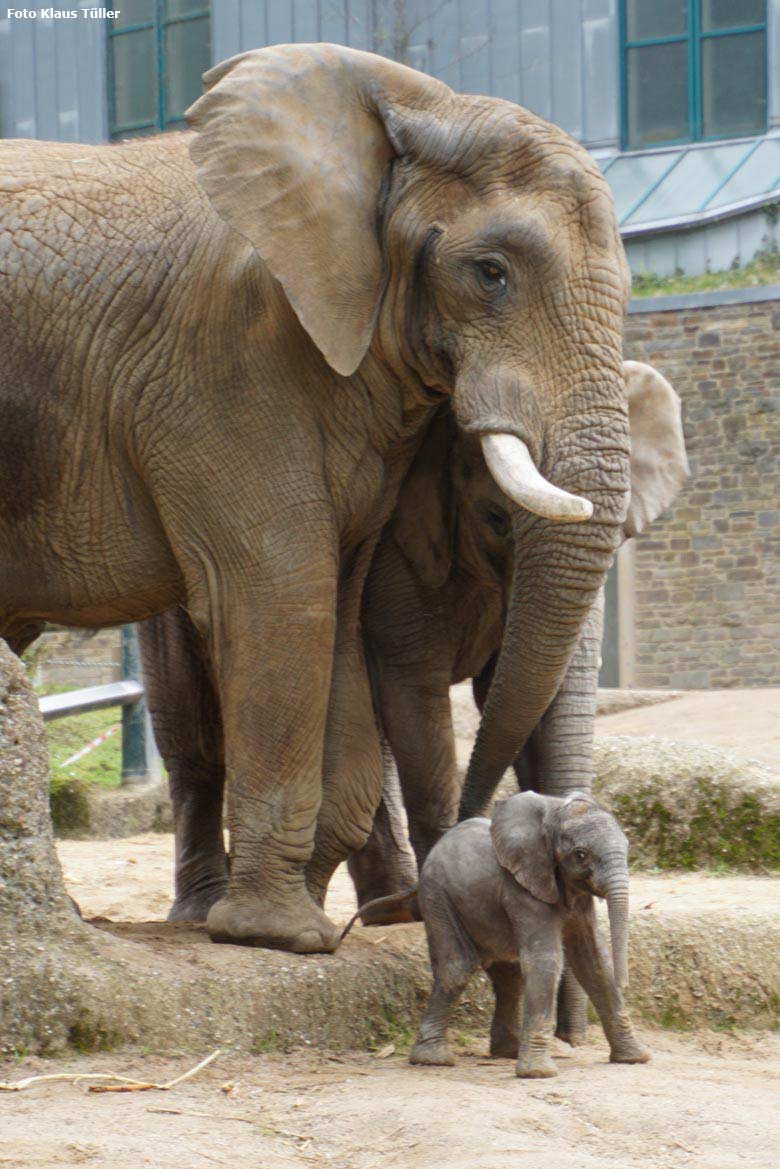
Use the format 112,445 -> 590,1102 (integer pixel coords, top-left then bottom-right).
574,849 -> 589,865
476,259 -> 507,291
482,504 -> 510,537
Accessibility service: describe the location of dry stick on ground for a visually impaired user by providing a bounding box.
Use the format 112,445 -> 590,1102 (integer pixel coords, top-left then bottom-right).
0,1049 -> 221,1094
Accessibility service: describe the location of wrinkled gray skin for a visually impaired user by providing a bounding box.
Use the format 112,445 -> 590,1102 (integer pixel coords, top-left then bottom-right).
0,43 -> 642,954
408,792 -> 649,1077
353,360 -> 688,896
139,362 -> 686,930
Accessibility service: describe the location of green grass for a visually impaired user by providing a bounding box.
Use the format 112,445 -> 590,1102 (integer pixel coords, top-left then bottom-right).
36,684 -> 122,789
631,247 -> 780,298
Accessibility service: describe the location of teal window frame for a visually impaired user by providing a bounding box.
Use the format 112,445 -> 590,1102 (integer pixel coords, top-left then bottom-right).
107,2 -> 211,139
619,1 -> 768,150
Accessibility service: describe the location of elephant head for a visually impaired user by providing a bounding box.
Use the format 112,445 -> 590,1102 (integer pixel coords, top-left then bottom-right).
491,791 -> 631,987
187,44 -> 658,786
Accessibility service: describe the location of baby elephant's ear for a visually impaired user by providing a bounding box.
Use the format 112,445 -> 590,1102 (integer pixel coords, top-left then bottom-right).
490,793 -> 558,904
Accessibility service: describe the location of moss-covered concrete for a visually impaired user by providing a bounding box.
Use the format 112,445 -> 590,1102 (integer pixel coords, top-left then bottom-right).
594,736 -> 780,871
50,777 -> 173,839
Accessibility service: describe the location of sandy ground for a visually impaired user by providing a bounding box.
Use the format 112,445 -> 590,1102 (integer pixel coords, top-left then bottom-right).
42,836 -> 780,1169
14,688 -> 778,1167
450,683 -> 780,771
2,1032 -> 779,1169
595,688 -> 780,769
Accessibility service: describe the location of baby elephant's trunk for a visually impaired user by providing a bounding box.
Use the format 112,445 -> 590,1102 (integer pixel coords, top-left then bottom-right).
604,876 -> 630,989
340,887 -> 420,941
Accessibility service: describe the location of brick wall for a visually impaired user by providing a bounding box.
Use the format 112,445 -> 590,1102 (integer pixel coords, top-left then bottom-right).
33,629 -> 121,689
623,288 -> 780,688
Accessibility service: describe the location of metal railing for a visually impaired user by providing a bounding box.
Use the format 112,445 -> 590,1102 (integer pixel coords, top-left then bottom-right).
38,626 -> 161,787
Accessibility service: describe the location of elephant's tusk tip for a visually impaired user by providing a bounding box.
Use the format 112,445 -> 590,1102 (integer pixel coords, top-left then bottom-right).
480,433 -> 594,524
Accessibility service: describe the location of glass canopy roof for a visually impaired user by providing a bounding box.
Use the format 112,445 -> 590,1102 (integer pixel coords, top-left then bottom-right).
598,132 -> 780,237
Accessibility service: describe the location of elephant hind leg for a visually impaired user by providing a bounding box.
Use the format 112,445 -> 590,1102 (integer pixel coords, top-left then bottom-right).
137,608 -> 228,923
488,961 -> 522,1058
347,738 -> 418,919
410,888 -> 479,1067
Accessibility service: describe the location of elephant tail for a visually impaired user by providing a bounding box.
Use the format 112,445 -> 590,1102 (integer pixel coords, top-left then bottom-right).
340,887 -> 420,941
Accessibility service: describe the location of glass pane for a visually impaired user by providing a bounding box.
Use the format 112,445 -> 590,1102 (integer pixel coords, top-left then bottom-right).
625,0 -> 687,41
112,0 -> 154,29
165,16 -> 211,122
111,28 -> 158,130
626,42 -> 689,148
624,142 -> 751,224
166,0 -> 210,17
604,150 -> 681,221
701,1 -> 765,32
708,138 -> 780,208
702,32 -> 767,138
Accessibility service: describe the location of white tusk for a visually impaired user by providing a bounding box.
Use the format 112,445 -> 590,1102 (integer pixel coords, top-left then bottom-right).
480,434 -> 594,523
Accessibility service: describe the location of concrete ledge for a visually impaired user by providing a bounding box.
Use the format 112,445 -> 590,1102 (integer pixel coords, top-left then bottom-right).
3,899 -> 779,1057
628,284 -> 780,313
595,736 -> 780,870
50,779 -> 173,839
596,690 -> 683,717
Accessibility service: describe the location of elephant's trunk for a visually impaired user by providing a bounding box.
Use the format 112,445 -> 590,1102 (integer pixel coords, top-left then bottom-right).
604,873 -> 630,989
458,462 -> 626,818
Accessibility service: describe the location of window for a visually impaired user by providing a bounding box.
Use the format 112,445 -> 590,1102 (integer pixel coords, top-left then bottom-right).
108,1 -> 211,140
620,1 -> 767,149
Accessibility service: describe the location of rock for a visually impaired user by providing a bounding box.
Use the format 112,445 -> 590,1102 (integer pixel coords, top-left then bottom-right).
595,735 -> 780,871
0,641 -> 73,929
50,778 -> 173,839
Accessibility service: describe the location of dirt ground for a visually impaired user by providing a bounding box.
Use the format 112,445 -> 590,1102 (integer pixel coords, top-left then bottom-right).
594,688 -> 780,769
450,683 -> 780,770
37,834 -> 780,1169
8,687 -> 778,1167
2,1031 -> 779,1169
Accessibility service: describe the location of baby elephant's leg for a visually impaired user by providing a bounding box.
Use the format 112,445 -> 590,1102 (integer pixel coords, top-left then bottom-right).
410,895 -> 479,1067
488,962 -> 522,1059
562,905 -> 650,1065
515,922 -> 563,1078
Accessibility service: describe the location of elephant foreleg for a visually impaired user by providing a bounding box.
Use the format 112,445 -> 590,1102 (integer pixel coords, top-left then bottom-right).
137,608 -> 228,922
562,902 -> 650,1065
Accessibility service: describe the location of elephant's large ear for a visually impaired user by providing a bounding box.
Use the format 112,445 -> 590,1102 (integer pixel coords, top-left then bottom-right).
186,44 -> 452,376
490,792 -> 559,905
623,361 -> 690,539
390,410 -> 456,588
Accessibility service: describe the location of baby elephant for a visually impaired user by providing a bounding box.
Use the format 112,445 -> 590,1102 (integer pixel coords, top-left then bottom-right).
410,792 -> 650,1077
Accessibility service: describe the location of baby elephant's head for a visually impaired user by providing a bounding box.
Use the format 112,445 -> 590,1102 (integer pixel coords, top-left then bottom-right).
491,791 -> 630,987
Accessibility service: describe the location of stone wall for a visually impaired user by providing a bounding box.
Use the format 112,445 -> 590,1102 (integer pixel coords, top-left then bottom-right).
624,287 -> 780,689
31,629 -> 121,690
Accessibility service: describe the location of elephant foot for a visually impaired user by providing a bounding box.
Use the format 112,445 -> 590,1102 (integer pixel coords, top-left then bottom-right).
489,1032 -> 520,1060
515,1053 -> 558,1079
609,1036 -> 651,1065
409,1037 -> 455,1067
206,893 -> 340,954
168,880 -> 227,923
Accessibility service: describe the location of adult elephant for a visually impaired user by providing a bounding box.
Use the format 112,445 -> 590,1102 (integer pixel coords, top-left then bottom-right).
2,43 -> 636,954
352,360 -> 689,896
140,362 -> 687,935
